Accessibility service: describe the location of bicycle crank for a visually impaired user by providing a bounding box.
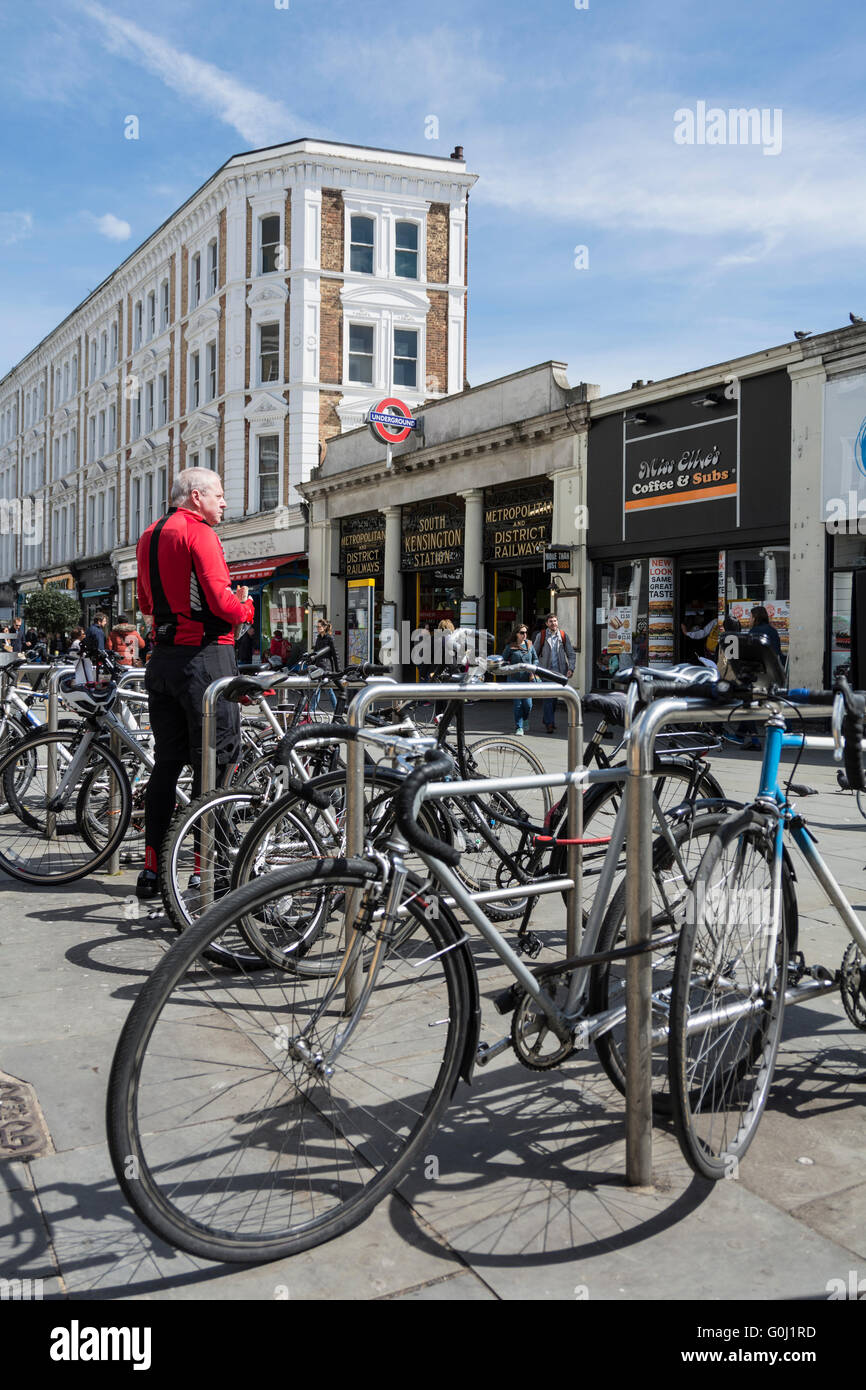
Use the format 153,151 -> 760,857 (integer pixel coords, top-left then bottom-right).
510,971 -> 577,1070
840,942 -> 866,1030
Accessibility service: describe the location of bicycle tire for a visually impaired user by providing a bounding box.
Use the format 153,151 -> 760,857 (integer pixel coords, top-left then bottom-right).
589,812 -> 731,1115
668,808 -> 789,1180
107,857 -> 471,1263
0,730 -> 131,883
159,787 -> 324,969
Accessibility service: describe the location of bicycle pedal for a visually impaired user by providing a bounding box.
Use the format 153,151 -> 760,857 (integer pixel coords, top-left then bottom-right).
516,932 -> 543,960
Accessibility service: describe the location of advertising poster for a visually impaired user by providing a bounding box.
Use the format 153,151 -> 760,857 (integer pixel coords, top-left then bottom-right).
648,556 -> 674,664
606,605 -> 633,657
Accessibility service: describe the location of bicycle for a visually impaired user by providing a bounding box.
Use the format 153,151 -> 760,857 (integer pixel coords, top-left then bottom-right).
665,645 -> 866,1179
107,710 -> 733,1263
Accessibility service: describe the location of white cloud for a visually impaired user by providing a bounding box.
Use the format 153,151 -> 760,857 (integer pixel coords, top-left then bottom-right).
79,1 -> 308,147
0,212 -> 34,245
93,213 -> 132,241
475,106 -> 866,265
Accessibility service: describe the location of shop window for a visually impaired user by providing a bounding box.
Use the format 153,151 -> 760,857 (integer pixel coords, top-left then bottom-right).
350,216 -> 374,274
393,329 -> 417,388
257,434 -> 279,511
395,221 -> 419,279
348,324 -> 374,384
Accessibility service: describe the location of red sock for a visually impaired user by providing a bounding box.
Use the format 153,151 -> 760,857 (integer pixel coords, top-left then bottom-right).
145,846 -> 158,874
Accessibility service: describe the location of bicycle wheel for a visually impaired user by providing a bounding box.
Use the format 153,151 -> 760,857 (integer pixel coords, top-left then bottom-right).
107,857 -> 471,1263
0,730 -> 131,883
669,809 -> 789,1180
589,812 -> 731,1115
466,736 -> 553,824
159,788 -> 324,969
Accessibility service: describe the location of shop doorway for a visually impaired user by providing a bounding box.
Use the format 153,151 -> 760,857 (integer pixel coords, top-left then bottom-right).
489,566 -> 549,654
678,564 -> 718,663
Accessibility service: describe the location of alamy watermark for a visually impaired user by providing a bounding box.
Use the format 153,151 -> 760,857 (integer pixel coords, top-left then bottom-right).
378,623 -> 492,668
825,494 -> 866,533
674,102 -> 782,156
0,497 -> 44,545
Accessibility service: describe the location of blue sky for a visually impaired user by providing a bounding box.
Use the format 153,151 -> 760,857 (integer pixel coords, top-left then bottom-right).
1,0 -> 865,392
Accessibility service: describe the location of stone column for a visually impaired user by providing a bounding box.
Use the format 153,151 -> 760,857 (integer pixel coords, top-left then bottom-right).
382,505 -> 403,667
459,488 -> 484,627
550,429 -> 589,689
788,360 -> 827,688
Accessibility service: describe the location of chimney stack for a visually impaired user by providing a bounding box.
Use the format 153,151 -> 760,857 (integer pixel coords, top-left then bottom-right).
450,145 -> 464,161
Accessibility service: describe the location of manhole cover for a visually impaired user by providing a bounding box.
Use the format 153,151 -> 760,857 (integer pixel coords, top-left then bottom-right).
0,1070 -> 54,1159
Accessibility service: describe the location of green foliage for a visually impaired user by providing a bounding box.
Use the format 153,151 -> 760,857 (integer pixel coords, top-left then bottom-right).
23,590 -> 82,635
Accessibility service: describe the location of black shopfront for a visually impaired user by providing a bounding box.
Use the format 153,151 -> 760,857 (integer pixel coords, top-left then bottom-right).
483,480 -> 554,652
587,369 -> 791,685
401,496 -> 465,635
339,512 -> 385,665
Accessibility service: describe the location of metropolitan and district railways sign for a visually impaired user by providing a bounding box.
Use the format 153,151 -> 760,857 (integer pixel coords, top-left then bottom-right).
401,498 -> 464,571
339,512 -> 385,577
483,485 -> 553,563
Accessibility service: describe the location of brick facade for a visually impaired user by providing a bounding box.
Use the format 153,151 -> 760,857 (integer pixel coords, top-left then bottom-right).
319,280 -> 343,385
426,290 -> 449,394
319,391 -> 342,460
321,189 -> 344,273
218,294 -> 226,398
427,203 -> 449,283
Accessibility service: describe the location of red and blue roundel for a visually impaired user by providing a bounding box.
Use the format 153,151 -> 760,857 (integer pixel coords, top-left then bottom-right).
367,398 -> 416,445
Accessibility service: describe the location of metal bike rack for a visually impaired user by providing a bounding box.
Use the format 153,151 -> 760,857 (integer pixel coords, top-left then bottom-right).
346,680 -> 584,1011
623,696 -> 835,1188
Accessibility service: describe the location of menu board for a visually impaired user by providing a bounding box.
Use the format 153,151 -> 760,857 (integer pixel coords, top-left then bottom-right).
648,556 -> 674,664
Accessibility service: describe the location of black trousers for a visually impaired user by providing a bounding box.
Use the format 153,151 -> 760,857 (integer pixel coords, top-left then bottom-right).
143,643 -> 240,864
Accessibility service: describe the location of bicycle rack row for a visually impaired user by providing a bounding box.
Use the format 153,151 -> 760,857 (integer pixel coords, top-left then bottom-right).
195,668 -> 839,1190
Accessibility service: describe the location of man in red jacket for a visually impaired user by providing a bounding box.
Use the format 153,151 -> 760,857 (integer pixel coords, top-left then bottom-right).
135,467 -> 254,899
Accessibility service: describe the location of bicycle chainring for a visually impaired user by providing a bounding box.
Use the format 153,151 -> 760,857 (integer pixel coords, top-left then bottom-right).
510,970 -> 577,1069
840,942 -> 866,1031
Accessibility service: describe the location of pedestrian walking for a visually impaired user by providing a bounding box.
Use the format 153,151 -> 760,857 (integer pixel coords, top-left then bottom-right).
108,613 -> 145,667
134,467 -> 254,900
500,623 -> 536,734
532,613 -> 575,733
311,618 -> 338,711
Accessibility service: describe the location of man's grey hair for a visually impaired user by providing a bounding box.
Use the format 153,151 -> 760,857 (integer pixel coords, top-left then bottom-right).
170,467 -> 221,507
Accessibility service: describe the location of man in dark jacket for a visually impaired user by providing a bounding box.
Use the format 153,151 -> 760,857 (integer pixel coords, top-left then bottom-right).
533,613 -> 576,733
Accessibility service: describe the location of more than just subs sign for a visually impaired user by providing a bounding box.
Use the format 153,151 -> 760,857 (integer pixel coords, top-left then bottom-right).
543,546 -> 571,573
367,397 -> 418,446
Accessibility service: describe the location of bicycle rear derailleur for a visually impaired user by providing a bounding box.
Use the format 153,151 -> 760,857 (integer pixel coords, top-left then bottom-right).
840,942 -> 866,1031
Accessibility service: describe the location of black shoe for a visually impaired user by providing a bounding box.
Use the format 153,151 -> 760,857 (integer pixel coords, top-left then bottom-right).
136,869 -> 160,901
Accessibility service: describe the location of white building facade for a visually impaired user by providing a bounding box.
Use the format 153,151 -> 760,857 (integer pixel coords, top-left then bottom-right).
0,138 -> 475,644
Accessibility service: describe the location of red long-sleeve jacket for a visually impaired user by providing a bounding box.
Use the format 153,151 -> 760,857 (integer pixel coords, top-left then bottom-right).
136,508 -> 254,647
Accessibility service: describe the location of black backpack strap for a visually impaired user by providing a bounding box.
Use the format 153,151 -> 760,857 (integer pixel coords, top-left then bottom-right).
149,509 -> 178,646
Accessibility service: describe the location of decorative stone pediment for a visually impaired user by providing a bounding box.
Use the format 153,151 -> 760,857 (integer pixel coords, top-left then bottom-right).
340,281 -> 428,314
246,281 -> 289,311
129,437 -> 158,465
132,347 -> 162,377
187,304 -> 221,337
243,392 -> 288,425
181,408 -> 221,446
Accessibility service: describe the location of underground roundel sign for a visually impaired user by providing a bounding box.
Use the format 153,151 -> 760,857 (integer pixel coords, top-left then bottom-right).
367,397 -> 417,445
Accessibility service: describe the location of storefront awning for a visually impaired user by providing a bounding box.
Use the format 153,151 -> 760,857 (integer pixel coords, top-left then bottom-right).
228,554 -> 303,582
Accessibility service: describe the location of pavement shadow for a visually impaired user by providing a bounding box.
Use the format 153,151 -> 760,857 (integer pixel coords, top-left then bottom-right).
390,1057 -> 713,1267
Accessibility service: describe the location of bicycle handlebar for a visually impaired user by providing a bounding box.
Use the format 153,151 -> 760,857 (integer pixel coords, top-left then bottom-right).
394,750 -> 461,867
